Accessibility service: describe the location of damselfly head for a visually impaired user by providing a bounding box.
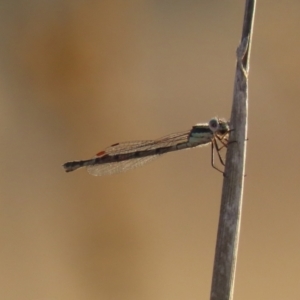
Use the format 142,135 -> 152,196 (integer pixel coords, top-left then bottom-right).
208,118 -> 230,134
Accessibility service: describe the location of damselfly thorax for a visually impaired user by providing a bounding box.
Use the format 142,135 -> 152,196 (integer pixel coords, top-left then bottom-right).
63,117 -> 230,176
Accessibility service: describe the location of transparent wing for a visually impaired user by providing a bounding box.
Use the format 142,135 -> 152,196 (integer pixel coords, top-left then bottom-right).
87,130 -> 191,176
87,155 -> 159,176
99,130 -> 190,155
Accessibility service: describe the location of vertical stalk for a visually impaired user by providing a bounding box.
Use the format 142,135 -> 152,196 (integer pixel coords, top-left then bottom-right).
210,1 -> 256,299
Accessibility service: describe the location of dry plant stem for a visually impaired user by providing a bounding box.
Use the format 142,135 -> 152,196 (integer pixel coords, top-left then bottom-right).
210,1 -> 256,300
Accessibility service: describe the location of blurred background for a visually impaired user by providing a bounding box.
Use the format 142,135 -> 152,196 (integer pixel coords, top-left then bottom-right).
1,1 -> 299,299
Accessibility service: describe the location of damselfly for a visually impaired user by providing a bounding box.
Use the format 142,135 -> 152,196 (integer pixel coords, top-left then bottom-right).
63,117 -> 230,176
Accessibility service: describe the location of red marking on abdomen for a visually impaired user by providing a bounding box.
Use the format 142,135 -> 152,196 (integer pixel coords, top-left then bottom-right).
96,150 -> 106,156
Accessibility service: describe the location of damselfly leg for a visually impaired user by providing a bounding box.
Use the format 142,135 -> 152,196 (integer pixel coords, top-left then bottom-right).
210,135 -> 229,173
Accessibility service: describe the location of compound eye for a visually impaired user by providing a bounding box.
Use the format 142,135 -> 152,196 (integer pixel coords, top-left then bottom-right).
209,118 -> 219,132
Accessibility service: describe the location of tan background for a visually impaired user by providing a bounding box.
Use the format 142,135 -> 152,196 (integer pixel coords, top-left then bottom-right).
1,1 -> 299,299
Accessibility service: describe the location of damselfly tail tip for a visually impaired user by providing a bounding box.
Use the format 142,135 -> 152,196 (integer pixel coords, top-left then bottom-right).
62,161 -> 81,173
